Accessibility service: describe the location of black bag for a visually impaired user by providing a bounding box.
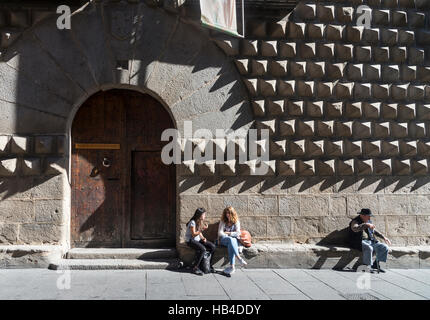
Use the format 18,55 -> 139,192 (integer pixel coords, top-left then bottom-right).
199,251 -> 211,274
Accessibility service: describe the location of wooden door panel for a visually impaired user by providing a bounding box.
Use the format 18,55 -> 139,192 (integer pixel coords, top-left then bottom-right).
131,151 -> 174,239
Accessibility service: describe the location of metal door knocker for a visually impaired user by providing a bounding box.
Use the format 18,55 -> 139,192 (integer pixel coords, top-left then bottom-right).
102,157 -> 111,168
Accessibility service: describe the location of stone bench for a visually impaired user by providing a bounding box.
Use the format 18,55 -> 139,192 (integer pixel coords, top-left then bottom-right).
177,243 -> 430,269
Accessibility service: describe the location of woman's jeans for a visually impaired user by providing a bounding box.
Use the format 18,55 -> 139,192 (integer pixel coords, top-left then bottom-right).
220,236 -> 240,265
187,239 -> 215,269
362,240 -> 389,266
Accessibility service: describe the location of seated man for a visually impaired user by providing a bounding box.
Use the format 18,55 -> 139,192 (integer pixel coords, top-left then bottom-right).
348,208 -> 392,273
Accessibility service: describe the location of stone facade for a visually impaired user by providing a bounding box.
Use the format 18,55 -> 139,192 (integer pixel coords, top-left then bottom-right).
0,0 -> 429,267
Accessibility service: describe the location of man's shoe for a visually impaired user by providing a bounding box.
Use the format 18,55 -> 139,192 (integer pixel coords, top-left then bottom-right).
371,261 -> 386,273
192,268 -> 204,276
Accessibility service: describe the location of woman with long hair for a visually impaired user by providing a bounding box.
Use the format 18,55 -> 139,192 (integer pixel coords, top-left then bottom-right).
218,206 -> 247,275
185,207 -> 215,275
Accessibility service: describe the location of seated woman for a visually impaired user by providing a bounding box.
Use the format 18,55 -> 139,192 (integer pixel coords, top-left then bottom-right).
218,206 -> 247,275
185,207 -> 215,275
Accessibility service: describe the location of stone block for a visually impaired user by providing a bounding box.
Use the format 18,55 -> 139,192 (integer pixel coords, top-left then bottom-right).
279,120 -> 295,136
0,223 -> 18,244
0,158 -> 18,176
34,200 -> 63,225
387,216 -> 417,236
364,64 -> 381,81
347,194 -> 379,216
292,217 -> 321,237
180,195 -> 209,223
336,159 -> 354,176
417,30 -> 430,46
345,26 -> 363,43
398,104 -> 416,120
297,160 -> 316,176
21,158 -> 42,176
0,200 -> 34,223
343,140 -> 362,158
279,196 -> 300,216
249,196 -> 278,216
409,47 -> 425,65
267,217 -> 292,237
324,140 -> 343,157
278,42 -> 296,58
35,136 -> 54,154
18,223 -> 62,244
240,216 -> 267,238
417,67 -> 430,82
381,140 -> 399,156
277,160 -> 296,176
300,196 -> 329,216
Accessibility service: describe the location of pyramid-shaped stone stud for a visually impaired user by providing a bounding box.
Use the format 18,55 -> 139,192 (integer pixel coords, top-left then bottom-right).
196,160 -> 216,176
382,64 -> 400,82
0,136 -> 10,153
337,6 -> 354,23
326,102 -> 343,118
277,160 -> 296,176
270,139 -> 287,157
346,26 -> 364,43
278,42 -> 296,58
409,122 -> 426,138
239,160 -> 256,176
240,39 -> 258,56
325,63 -> 346,79
400,67 -> 416,82
299,43 -> 316,59
247,20 -> 266,37
400,140 -> 417,157
0,158 -> 18,176
296,3 -> 316,20
267,20 -> 287,38
336,159 -> 354,175
382,103 -> 398,119
251,59 -> 268,76
290,61 -> 306,77
398,104 -> 416,120
390,122 -> 408,138
417,104 -> 430,120
373,159 -> 392,175
381,29 -> 398,46
409,47 -> 425,64
372,84 -> 390,100
297,81 -> 314,97
219,160 -> 236,176
256,120 -> 276,135
373,122 -> 390,138
11,136 -> 30,154
334,82 -> 353,99
45,157 -> 65,175
212,138 -> 227,156
279,120 -> 296,136
335,121 -> 353,137
354,83 -> 371,99
252,100 -> 265,117
408,85 -> 425,100
242,78 -> 258,97
258,79 -> 276,96
317,160 -> 335,176
234,59 -> 250,75
355,46 -> 371,62
373,9 -> 390,26
297,120 -> 315,136
212,37 -> 239,56
355,159 -> 373,176
307,61 -> 324,78
288,100 -> 304,116
398,30 -> 414,45
22,158 -> 41,176
317,121 -> 334,137
392,83 -> 410,100
307,101 -> 324,117
363,28 -> 380,44
363,102 -> 381,119
393,159 -> 411,176
317,5 -> 335,22
317,82 -> 333,98
268,60 -> 288,77
289,139 -> 306,156
226,138 -> 247,158
381,140 -> 400,156
345,102 -> 362,118
363,140 -> 381,157
287,22 -> 306,39
411,159 -> 428,176
317,43 -> 334,59
307,23 -> 324,39
266,99 -> 285,116
347,64 -> 363,81
306,140 -> 324,157
343,140 -> 362,156
277,80 -> 295,96
258,160 -> 276,176
335,44 -> 353,61
324,139 -> 343,157
417,140 -> 430,156
297,160 -> 316,176
261,41 -> 278,57
353,121 -> 372,139
35,136 -> 54,154
326,25 -> 344,41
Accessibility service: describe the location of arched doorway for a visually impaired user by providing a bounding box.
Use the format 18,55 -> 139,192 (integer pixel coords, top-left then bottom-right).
71,89 -> 176,248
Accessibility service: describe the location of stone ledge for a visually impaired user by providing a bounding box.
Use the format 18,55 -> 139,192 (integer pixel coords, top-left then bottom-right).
177,243 -> 430,269
0,245 -> 64,268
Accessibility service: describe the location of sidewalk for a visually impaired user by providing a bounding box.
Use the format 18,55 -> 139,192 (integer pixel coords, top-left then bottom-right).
0,268 -> 429,300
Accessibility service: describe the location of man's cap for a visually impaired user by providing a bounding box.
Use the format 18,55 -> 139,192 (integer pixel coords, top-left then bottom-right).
359,208 -> 373,216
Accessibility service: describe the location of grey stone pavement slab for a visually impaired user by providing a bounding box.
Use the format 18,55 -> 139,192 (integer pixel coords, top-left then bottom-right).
0,268 -> 429,300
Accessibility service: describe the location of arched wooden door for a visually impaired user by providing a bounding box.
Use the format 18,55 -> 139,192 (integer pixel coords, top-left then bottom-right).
71,90 -> 176,248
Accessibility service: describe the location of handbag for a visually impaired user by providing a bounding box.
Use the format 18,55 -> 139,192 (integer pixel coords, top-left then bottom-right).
199,251 -> 212,274
239,230 -> 252,248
